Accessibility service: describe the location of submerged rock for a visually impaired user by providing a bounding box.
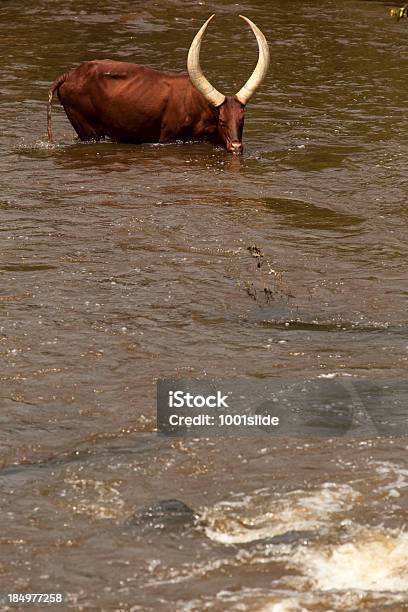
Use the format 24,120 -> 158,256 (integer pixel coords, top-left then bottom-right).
125,499 -> 200,532
245,529 -> 319,547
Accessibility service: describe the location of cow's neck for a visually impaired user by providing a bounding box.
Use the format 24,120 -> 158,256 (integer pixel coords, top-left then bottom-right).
186,85 -> 220,144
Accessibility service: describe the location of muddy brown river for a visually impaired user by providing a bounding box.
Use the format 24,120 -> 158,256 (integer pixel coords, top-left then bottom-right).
1,0 -> 408,610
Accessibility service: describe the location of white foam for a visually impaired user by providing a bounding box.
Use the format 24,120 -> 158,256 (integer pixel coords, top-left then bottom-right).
374,461 -> 408,494
204,484 -> 358,545
256,599 -> 308,612
292,528 -> 408,592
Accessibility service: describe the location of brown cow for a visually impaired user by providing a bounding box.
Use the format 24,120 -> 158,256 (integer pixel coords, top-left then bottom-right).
47,15 -> 269,154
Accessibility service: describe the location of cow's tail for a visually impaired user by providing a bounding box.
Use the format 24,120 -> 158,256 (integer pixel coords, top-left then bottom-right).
47,72 -> 70,143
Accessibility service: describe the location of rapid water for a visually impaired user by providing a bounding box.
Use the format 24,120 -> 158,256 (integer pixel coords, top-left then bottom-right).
1,0 -> 408,609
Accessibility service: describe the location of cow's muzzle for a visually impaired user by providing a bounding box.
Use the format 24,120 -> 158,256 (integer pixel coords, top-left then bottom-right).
228,141 -> 243,155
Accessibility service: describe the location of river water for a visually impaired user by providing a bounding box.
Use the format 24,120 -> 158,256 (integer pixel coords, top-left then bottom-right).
1,0 -> 408,609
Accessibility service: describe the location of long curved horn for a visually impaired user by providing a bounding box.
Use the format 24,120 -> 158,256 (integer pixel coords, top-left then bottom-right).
235,15 -> 270,105
187,15 -> 226,108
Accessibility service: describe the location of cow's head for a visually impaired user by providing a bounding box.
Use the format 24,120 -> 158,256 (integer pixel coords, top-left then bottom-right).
187,14 -> 269,154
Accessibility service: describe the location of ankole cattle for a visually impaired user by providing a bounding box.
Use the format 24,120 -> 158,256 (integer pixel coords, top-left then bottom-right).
47,15 -> 269,154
